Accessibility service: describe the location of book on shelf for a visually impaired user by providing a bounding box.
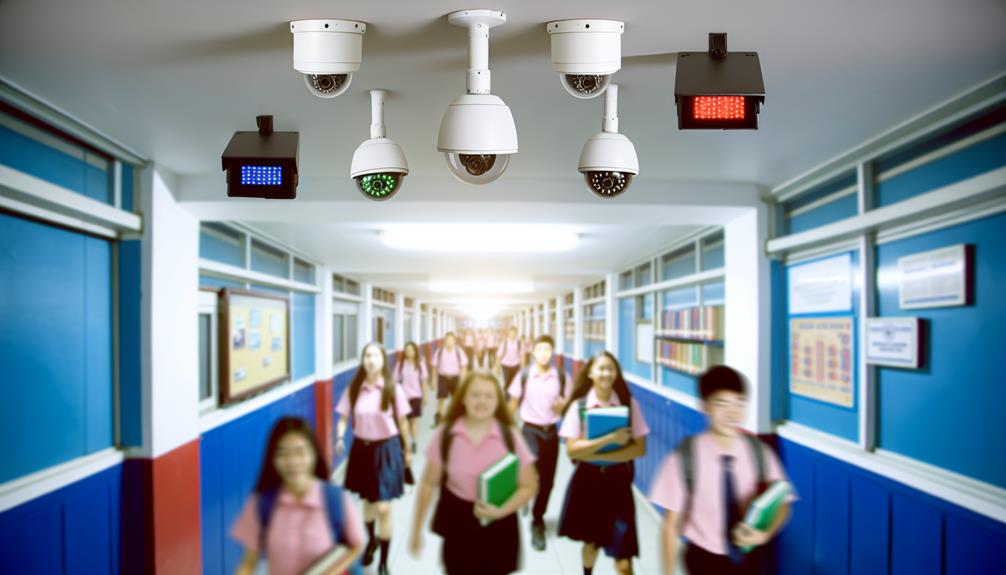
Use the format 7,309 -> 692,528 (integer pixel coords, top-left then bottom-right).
477,452 -> 519,526
584,405 -> 630,466
740,480 -> 793,553
660,305 -> 724,340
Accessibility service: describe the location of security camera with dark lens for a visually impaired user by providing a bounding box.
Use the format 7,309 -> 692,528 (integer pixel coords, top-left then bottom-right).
548,19 -> 623,99
578,85 -> 639,199
305,73 -> 349,98
585,171 -> 633,198
291,19 -> 366,99
459,154 -> 496,176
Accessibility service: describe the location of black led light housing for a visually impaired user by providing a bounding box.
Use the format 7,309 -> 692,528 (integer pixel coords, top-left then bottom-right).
222,116 -> 300,199
674,33 -> 765,130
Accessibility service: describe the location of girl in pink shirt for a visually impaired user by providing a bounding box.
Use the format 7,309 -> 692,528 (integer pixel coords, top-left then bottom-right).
335,342 -> 413,575
394,341 -> 429,454
408,372 -> 540,575
230,417 -> 364,575
495,326 -> 526,388
557,351 -> 650,575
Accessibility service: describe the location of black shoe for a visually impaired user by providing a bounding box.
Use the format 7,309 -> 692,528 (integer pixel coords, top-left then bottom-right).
378,564 -> 390,575
531,523 -> 546,551
362,539 -> 378,566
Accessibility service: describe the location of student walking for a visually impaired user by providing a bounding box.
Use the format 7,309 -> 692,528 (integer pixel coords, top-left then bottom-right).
506,334 -> 569,551
408,371 -> 540,575
495,326 -> 525,393
557,351 -> 649,575
431,332 -> 469,425
462,329 -> 477,369
485,327 -> 500,370
650,365 -> 796,575
395,341 -> 429,454
334,343 -> 413,575
231,417 -> 364,575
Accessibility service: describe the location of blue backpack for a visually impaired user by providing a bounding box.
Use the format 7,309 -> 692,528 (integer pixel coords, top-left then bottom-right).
257,482 -> 363,575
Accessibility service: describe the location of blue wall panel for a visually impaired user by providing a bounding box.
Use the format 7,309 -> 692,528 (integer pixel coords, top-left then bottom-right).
200,384 -> 318,575
84,160 -> 110,204
0,464 -> 122,575
876,130 -> 1006,207
813,459 -> 850,575
771,260 -> 789,422
876,212 -> 1006,488
293,292 -> 316,380
849,476 -> 891,575
776,440 -> 816,575
660,367 -> 697,396
121,163 -> 134,212
945,514 -> 1006,575
0,213 -> 113,482
788,193 -> 858,234
628,383 -> 706,499
0,123 -> 110,205
119,240 -> 143,447
890,491 -> 942,575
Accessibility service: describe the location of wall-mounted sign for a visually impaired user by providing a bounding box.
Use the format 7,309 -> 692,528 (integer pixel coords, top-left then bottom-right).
788,253 -> 853,315
219,289 -> 290,405
865,317 -> 922,369
790,316 -> 855,408
899,244 -> 969,309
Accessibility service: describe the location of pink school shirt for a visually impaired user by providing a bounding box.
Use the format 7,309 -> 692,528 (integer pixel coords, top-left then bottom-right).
487,332 -> 499,348
396,360 -> 428,399
648,432 -> 798,555
335,377 -> 412,441
497,338 -> 523,367
432,346 -> 468,376
425,419 -> 536,502
463,333 -> 476,347
507,366 -> 569,426
558,389 -> 650,440
230,480 -> 364,575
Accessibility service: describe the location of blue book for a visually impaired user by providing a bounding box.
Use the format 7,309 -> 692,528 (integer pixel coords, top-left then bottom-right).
584,406 -> 630,465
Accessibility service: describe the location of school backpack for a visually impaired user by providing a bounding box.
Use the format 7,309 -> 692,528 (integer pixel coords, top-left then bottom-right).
517,366 -> 566,407
257,482 -> 363,575
675,432 -> 767,524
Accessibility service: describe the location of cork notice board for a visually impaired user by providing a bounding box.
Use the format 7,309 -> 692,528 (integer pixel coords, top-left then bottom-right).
219,289 -> 290,404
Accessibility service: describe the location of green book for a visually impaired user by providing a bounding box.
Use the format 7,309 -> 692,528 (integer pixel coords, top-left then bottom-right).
478,452 -> 519,523
740,480 -> 792,553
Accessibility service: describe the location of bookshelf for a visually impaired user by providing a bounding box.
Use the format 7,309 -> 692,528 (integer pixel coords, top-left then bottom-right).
656,304 -> 725,374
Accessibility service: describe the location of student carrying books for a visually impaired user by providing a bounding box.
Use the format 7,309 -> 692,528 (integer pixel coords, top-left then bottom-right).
230,417 -> 364,575
649,365 -> 797,575
506,334 -> 569,551
431,332 -> 469,426
408,372 -> 540,575
334,342 -> 413,575
556,351 -> 650,575
394,341 -> 429,454
495,326 -> 525,389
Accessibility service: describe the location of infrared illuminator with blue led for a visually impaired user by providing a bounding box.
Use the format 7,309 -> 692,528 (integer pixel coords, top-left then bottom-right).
221,115 -> 299,199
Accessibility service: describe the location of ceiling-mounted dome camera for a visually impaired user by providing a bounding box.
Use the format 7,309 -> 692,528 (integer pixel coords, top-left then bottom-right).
437,10 -> 518,185
578,85 -> 638,198
290,19 -> 366,99
351,90 -> 408,201
548,19 -> 624,99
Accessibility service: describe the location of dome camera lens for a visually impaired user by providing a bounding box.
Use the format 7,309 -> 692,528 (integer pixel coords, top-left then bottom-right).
459,154 -> 496,176
586,171 -> 632,198
567,74 -> 604,95
311,74 -> 347,95
356,173 -> 400,200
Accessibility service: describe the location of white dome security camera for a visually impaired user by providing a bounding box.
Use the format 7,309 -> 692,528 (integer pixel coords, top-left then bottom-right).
437,10 -> 518,185
290,19 -> 366,99
578,84 -> 638,198
548,19 -> 624,99
351,90 -> 408,201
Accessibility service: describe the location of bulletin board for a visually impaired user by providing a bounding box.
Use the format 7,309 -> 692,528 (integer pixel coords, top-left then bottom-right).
219,289 -> 290,405
789,316 -> 855,408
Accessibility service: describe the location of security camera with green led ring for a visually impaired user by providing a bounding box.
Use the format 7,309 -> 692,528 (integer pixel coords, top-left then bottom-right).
351,90 -> 408,201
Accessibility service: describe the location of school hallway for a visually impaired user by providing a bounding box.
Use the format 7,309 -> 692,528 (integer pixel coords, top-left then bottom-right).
342,363 -> 669,575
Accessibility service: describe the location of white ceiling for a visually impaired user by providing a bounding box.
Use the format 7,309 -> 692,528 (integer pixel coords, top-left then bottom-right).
2,0 -> 1004,310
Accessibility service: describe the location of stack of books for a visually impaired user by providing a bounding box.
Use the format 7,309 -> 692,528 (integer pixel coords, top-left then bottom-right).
478,452 -> 519,526
584,405 -> 630,466
740,480 -> 793,553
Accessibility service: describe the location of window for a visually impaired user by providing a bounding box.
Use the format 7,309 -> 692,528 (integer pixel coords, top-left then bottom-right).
333,301 -> 359,364
635,262 -> 652,288
251,239 -> 289,278
620,271 -> 633,291
198,290 -> 219,412
293,258 -> 314,284
661,246 -> 696,282
200,223 -> 246,268
700,232 -> 725,271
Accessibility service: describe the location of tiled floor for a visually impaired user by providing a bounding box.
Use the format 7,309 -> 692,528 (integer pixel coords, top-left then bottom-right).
342,362 -> 678,575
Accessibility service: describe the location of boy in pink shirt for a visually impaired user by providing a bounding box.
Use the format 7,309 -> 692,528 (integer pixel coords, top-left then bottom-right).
649,366 -> 797,575
506,334 -> 569,551
495,326 -> 525,391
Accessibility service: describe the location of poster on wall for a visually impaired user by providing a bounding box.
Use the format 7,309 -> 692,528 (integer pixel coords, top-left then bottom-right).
789,316 -> 855,408
219,289 -> 290,405
899,244 -> 969,309
636,322 -> 654,363
788,253 -> 853,314
865,317 -> 922,368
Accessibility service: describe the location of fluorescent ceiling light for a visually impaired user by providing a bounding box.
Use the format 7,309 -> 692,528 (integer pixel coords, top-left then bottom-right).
381,225 -> 577,253
429,280 -> 533,294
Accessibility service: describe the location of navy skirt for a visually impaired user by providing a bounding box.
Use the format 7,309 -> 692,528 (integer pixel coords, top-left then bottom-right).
344,436 -> 405,502
557,462 -> 639,559
408,397 -> 423,418
435,486 -> 520,575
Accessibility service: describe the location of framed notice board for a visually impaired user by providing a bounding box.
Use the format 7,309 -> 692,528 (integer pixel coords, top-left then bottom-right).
219,288 -> 290,404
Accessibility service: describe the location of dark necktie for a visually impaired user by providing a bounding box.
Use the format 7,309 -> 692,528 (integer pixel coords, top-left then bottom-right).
723,454 -> 743,564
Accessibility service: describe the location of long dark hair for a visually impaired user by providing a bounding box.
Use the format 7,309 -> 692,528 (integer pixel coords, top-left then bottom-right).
254,417 -> 329,493
396,341 -> 423,379
443,371 -> 515,430
349,342 -> 395,412
561,350 -> 633,418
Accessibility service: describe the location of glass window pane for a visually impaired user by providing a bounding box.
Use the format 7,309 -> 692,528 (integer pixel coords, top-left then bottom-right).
333,314 -> 344,363
200,223 -> 245,268
345,315 -> 358,359
250,240 -> 289,278
661,247 -> 696,281
198,314 -> 212,401
294,259 -> 314,284
700,232 -> 725,271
